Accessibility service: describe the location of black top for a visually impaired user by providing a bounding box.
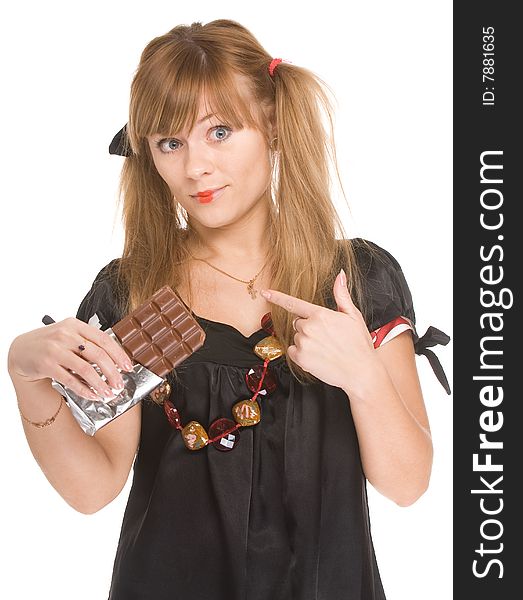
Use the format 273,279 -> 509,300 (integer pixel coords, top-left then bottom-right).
75,239 -> 450,600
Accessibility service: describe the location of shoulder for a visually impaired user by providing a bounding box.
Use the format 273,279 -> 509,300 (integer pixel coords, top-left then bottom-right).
92,257 -> 122,281
341,238 -> 416,331
84,258 -> 125,303
76,258 -> 126,329
340,239 -> 451,393
348,238 -> 404,278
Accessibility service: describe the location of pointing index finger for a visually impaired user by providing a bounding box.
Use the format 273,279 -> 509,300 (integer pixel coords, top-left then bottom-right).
261,289 -> 317,318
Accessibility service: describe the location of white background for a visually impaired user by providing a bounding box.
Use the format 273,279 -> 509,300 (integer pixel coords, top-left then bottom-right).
0,1 -> 452,598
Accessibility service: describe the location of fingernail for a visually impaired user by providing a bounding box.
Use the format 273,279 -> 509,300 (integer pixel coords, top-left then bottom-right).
339,269 -> 347,287
261,290 -> 271,299
123,361 -> 134,371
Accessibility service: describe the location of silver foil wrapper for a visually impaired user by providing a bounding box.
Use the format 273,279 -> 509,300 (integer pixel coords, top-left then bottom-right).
51,326 -> 164,436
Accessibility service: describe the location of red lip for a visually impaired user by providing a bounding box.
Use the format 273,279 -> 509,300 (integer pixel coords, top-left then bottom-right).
193,186 -> 224,198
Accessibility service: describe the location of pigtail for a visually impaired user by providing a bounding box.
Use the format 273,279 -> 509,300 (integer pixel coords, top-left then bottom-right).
265,62 -> 366,384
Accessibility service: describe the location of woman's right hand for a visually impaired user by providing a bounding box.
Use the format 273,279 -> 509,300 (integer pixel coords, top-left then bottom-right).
7,318 -> 134,400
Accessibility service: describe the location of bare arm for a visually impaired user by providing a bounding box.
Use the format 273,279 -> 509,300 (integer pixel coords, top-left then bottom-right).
342,331 -> 433,506
8,319 -> 141,514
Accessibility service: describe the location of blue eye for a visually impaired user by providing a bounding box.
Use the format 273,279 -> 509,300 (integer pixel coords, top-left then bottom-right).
156,138 -> 181,153
154,126 -> 231,154
211,126 -> 232,141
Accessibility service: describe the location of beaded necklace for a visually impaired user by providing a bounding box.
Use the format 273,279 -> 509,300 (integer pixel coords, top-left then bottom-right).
150,311 -> 283,451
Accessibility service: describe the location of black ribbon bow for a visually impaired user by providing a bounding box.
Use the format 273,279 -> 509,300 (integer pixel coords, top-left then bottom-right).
414,326 -> 451,395
109,124 -> 131,157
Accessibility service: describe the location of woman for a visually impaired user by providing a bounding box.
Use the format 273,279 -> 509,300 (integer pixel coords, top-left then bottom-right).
7,19 -> 450,600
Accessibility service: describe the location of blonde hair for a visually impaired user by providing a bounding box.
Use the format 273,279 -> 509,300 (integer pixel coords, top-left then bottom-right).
111,19 -> 366,388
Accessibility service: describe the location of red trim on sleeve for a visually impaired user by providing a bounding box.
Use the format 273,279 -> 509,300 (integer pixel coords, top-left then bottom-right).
370,316 -> 414,349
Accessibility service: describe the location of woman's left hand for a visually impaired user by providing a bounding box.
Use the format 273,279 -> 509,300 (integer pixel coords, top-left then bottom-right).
260,269 -> 378,391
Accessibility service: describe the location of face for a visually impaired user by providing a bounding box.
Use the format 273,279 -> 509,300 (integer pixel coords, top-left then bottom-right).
147,95 -> 273,232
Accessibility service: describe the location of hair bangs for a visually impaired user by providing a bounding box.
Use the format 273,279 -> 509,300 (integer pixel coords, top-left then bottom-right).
199,62 -> 261,132
128,48 -> 262,154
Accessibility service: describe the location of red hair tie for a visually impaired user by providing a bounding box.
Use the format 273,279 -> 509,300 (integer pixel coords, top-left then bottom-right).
269,58 -> 283,77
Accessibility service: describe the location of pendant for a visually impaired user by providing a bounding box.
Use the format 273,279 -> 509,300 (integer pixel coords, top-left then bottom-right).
247,279 -> 257,299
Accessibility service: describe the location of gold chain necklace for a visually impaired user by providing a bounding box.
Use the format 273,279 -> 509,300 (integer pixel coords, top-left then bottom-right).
187,250 -> 270,300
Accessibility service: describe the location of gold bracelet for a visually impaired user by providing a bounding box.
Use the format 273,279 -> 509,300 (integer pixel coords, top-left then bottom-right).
18,395 -> 65,428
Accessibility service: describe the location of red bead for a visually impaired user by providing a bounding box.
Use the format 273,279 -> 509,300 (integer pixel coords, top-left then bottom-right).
164,399 -> 182,429
208,418 -> 240,451
246,365 -> 277,396
261,312 -> 275,335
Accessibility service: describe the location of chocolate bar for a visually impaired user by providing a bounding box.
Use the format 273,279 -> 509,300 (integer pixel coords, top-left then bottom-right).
111,286 -> 206,377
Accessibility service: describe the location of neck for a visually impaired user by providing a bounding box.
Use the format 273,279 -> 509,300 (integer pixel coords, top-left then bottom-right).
186,203 -> 273,264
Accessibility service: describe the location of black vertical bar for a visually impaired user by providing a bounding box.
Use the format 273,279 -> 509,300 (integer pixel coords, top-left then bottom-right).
454,2 -> 521,597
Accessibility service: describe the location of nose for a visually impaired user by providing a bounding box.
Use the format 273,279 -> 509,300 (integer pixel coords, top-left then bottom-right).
184,142 -> 215,180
